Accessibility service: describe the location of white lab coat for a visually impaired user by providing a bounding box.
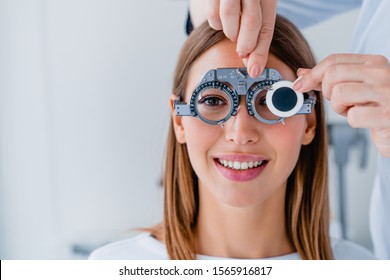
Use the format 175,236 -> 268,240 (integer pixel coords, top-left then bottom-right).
278,0 -> 390,260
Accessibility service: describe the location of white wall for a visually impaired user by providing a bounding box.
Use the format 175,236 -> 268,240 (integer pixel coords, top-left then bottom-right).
0,1 -> 374,259
0,0 -> 187,259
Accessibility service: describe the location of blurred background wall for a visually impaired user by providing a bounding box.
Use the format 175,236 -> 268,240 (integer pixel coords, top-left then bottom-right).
0,0 -> 375,259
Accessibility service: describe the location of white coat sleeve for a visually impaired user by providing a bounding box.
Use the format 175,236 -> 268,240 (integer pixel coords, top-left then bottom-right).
277,0 -> 362,29
370,154 -> 390,259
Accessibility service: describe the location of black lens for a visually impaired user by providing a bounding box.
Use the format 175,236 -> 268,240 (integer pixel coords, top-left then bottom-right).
271,87 -> 297,112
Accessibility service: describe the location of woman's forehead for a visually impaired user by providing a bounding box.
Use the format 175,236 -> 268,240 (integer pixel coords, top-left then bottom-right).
185,39 -> 296,95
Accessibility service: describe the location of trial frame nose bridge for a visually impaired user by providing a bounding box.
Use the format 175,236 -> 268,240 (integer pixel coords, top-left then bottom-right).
209,68 -> 281,95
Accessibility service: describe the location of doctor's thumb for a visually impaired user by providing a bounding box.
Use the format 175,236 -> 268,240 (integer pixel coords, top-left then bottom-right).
292,68 -> 321,93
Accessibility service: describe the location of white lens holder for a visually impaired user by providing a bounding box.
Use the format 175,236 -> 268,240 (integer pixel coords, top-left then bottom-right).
266,80 -> 304,118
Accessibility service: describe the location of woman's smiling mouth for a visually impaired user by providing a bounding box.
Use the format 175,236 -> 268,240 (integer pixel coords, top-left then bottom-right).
217,159 -> 266,170
213,155 -> 269,182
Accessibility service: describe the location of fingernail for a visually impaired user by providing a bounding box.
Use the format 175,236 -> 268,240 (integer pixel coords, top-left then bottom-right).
292,75 -> 303,91
251,65 -> 260,77
238,52 -> 248,58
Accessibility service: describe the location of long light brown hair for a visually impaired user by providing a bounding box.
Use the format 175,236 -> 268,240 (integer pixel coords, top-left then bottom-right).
158,15 -> 332,260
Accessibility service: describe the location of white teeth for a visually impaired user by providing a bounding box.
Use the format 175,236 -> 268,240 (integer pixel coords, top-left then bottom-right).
218,159 -> 265,170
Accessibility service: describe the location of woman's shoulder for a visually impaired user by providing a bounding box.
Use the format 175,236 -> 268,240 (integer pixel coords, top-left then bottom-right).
88,233 -> 168,260
331,238 -> 376,260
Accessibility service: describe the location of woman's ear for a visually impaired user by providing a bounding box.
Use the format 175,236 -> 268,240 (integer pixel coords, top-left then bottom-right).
169,95 -> 187,144
301,109 -> 317,145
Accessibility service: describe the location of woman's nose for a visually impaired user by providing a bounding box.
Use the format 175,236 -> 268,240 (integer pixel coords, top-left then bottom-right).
224,99 -> 261,145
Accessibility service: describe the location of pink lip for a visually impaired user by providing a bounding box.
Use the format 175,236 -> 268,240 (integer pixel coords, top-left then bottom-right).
213,154 -> 269,182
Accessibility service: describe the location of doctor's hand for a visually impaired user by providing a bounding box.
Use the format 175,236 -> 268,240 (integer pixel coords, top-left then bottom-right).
293,54 -> 390,158
189,0 -> 277,78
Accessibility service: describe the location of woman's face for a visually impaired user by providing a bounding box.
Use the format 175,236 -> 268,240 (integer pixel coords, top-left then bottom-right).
172,39 -> 316,208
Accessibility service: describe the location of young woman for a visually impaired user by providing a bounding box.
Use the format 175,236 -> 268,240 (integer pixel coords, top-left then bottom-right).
89,16 -> 375,260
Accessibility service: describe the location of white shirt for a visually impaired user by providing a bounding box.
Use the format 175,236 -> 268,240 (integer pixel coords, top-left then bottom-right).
89,233 -> 375,260
278,0 -> 390,259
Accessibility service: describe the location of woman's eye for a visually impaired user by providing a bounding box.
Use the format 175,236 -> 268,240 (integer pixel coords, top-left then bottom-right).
199,96 -> 226,106
259,97 -> 267,106
255,90 -> 268,107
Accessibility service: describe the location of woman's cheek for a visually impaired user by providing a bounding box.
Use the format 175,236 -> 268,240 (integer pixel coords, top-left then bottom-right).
183,119 -> 219,165
266,118 -> 306,159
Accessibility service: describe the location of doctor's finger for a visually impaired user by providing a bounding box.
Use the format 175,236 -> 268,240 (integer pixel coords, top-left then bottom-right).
296,68 -> 310,77
330,83 -> 378,116
236,0 -> 262,57
293,54 -> 373,92
347,106 -> 389,129
219,0 -> 241,41
246,0 -> 277,77
293,68 -> 320,90
321,64 -> 369,98
206,0 -> 223,30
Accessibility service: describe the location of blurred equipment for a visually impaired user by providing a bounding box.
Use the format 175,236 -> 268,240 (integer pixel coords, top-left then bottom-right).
328,123 -> 368,239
